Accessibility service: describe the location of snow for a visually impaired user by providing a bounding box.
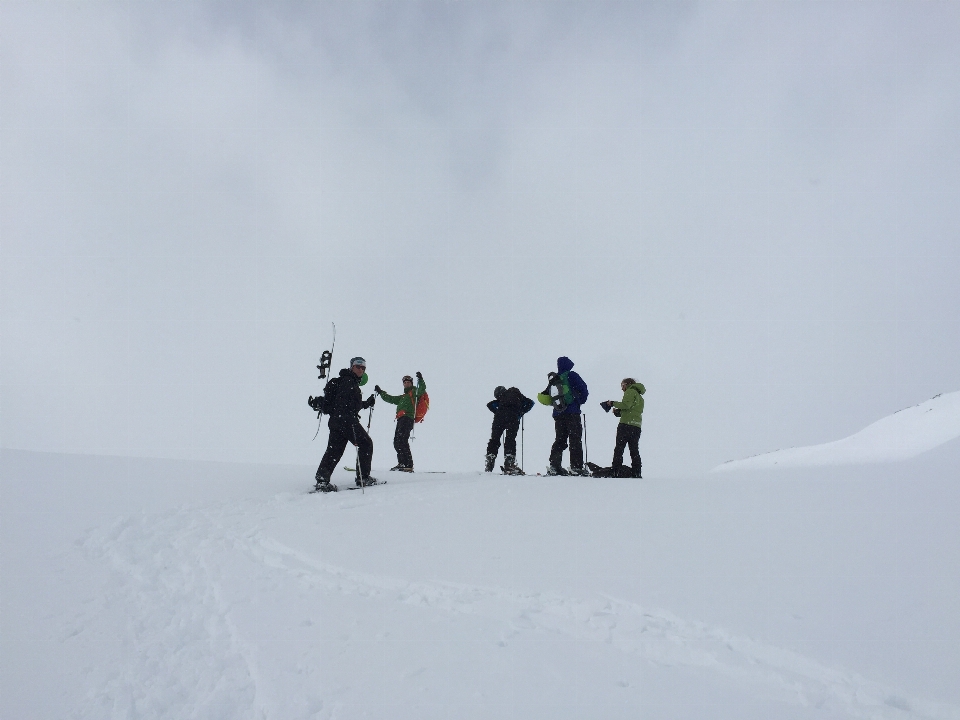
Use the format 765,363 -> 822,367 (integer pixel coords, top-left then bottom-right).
2,444 -> 959,719
712,391 -> 960,472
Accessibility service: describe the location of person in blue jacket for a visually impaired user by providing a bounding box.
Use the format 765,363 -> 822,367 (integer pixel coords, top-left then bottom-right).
537,356 -> 589,476
485,386 -> 535,474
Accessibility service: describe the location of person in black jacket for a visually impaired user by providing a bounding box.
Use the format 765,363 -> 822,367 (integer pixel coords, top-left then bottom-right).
310,356 -> 377,490
485,386 -> 535,474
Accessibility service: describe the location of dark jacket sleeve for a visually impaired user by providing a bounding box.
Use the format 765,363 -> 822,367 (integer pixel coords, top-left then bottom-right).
520,397 -> 535,415
487,400 -> 499,413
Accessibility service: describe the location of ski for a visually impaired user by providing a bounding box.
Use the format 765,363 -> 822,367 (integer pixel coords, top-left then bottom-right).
349,467 -> 446,474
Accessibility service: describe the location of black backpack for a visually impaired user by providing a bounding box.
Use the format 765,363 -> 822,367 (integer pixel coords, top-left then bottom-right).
313,376 -> 343,415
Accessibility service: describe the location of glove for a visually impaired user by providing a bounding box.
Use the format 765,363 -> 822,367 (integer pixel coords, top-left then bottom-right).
415,371 -> 422,379
374,385 -> 382,394
612,408 -> 621,417
308,396 -> 318,410
365,394 -> 376,407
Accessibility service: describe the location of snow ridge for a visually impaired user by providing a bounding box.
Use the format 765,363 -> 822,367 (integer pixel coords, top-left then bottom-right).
714,391 -> 960,472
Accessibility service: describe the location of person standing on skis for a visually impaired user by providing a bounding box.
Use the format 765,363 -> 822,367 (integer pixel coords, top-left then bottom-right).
485,385 -> 535,474
375,371 -> 425,472
538,356 -> 589,476
597,378 -> 645,478
309,356 -> 377,490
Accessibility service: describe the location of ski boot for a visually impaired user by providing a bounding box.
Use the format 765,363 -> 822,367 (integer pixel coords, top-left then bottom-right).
570,465 -> 591,476
484,453 -> 496,473
313,474 -> 337,493
357,475 -> 380,487
501,455 -> 525,476
545,465 -> 568,476
390,464 -> 413,472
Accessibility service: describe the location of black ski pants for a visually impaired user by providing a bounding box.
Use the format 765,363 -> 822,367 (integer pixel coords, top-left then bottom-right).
549,412 -> 584,470
612,423 -> 642,477
487,415 -> 520,460
393,415 -> 414,468
317,415 -> 373,481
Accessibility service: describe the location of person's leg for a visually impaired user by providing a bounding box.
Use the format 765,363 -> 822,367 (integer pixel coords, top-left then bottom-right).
567,414 -> 584,469
317,419 -> 350,481
486,417 -> 505,458
503,419 -> 520,468
611,423 -> 629,471
353,420 -> 374,478
503,419 -> 519,458
627,426 -> 642,477
548,416 -> 568,470
394,416 -> 414,467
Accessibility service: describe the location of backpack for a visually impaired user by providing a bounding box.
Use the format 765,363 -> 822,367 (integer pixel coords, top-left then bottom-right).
414,391 -> 429,423
317,376 -> 343,415
543,372 -> 573,412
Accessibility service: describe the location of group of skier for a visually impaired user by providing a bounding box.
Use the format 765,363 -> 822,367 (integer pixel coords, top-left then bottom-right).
484,356 -> 644,479
308,354 -> 644,493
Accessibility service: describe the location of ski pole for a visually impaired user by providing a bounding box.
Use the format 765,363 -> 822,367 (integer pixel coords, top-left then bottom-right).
353,404 -> 374,493
521,414 -> 525,473
411,381 -> 417,440
352,421 -> 363,494
583,413 -> 588,466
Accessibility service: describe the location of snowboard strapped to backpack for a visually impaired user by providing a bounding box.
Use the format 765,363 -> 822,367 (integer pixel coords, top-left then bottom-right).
538,371 -> 574,412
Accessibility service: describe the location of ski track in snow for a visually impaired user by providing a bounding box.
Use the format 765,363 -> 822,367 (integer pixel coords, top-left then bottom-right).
58,500 -> 960,720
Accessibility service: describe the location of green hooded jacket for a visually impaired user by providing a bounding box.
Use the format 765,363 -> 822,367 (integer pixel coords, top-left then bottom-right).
378,375 -> 426,420
612,383 -> 645,427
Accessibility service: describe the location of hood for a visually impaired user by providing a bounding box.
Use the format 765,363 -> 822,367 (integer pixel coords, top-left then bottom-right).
557,356 -> 574,373
630,382 -> 646,395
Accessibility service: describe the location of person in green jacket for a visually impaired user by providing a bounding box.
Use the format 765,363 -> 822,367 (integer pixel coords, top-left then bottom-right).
375,371 -> 425,471
597,378 -> 645,478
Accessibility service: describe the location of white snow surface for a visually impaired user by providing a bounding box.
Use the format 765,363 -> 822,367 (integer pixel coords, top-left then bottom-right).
713,392 -> 960,472
2,448 -> 959,719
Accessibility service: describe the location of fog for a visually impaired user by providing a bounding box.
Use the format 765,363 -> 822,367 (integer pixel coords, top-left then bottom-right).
2,1 -> 958,475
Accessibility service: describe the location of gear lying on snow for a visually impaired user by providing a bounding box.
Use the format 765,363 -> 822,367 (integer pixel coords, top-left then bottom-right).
587,462 -> 641,478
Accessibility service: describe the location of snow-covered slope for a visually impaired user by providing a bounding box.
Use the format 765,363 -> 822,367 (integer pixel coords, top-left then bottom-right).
2,449 -> 959,719
713,391 -> 960,472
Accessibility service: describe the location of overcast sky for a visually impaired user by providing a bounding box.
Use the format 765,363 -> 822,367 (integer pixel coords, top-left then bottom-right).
2,1 -> 958,475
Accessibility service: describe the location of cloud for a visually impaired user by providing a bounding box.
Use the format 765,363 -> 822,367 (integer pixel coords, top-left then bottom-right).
2,1 -> 958,474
